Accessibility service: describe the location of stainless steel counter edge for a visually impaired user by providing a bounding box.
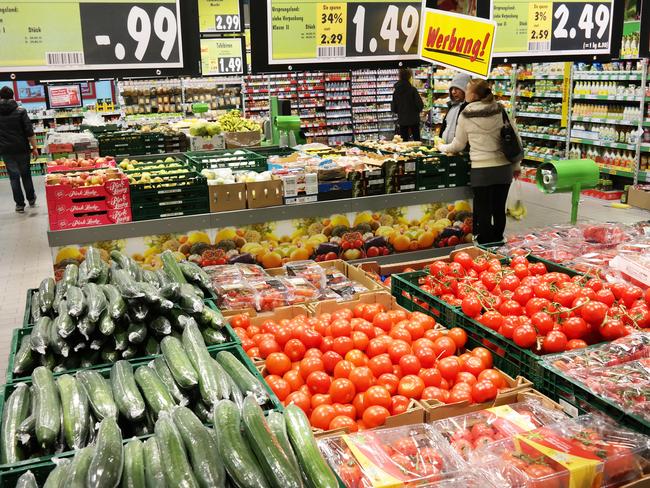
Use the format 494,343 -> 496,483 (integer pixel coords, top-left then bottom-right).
47,187 -> 473,247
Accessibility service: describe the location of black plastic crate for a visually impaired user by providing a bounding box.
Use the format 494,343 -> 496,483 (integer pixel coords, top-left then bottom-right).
131,198 -> 210,221
417,173 -> 447,190
186,149 -> 267,172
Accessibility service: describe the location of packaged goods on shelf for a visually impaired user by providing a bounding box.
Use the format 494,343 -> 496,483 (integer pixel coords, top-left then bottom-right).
97,129 -> 188,157
45,130 -> 99,156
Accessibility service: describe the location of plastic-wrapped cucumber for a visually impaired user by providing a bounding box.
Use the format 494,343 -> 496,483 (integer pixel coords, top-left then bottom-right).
77,370 -> 118,421
40,352 -> 56,370
1,383 -> 31,464
57,374 -> 89,450
87,417 -> 123,488
33,366 -> 61,449
155,269 -> 173,288
142,270 -> 159,286
212,359 -> 231,401
169,309 -> 193,331
161,250 -> 187,284
52,279 -> 66,311
77,315 -> 96,341
112,269 -> 143,298
139,282 -> 162,305
30,290 -> 41,323
13,335 -> 35,376
90,336 -> 106,351
191,284 -> 205,299
154,412 -> 198,488
111,361 -> 146,421
179,284 -> 204,314
80,350 -> 100,368
158,298 -> 174,311
150,316 -> 172,336
114,325 -> 128,351
172,406 -> 225,488
128,256 -> 143,282
110,250 -> 131,272
152,358 -> 190,406
193,400 -> 211,424
66,445 -> 95,488
43,458 -> 71,488
128,299 -> 149,321
101,348 -> 119,364
83,283 -> 107,322
143,437 -> 166,488
78,259 -> 89,287
202,327 -> 227,345
123,439 -> 146,488
198,305 -> 226,329
267,410 -> 300,475
127,321 -> 147,344
85,246 -> 103,280
96,263 -> 109,285
122,345 -> 139,359
102,284 -> 126,320
98,309 -> 115,336
216,350 -> 269,405
55,302 -> 76,339
66,286 -> 86,318
49,314 -> 70,357
160,282 -> 180,301
16,470 -> 37,488
161,336 -> 198,389
134,366 -> 175,417
181,322 -> 221,406
39,277 -> 55,314
178,261 -> 213,291
228,375 -> 244,409
62,263 -> 79,287
30,316 -> 52,355
144,336 -> 160,356
17,414 -> 35,446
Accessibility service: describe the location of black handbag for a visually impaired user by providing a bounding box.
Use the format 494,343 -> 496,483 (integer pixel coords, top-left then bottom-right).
500,107 -> 523,163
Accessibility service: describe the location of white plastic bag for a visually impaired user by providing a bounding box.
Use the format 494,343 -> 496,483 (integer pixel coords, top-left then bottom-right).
506,179 -> 527,220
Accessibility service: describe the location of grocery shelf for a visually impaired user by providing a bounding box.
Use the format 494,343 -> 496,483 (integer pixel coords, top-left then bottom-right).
572,94 -> 642,102
517,112 -> 562,119
517,92 -> 563,99
597,166 -> 635,178
518,75 -> 564,80
570,137 -> 637,151
47,186 -> 472,247
572,116 -> 640,126
519,131 -> 566,142
573,72 -> 643,81
523,152 -> 560,163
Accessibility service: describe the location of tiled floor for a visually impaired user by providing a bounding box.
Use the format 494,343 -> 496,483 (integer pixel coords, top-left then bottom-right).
0,177 -> 648,380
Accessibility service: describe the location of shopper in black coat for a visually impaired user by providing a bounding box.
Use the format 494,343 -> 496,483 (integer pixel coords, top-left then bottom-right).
392,68 -> 424,141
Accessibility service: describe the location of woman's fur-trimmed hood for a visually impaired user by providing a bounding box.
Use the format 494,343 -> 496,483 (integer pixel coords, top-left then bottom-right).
461,100 -> 502,118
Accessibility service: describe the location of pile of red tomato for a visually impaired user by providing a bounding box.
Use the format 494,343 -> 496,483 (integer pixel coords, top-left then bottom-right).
418,251 -> 650,354
230,302 -> 508,432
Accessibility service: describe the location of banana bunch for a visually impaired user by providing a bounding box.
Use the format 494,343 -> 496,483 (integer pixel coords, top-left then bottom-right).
507,199 -> 527,220
218,110 -> 262,133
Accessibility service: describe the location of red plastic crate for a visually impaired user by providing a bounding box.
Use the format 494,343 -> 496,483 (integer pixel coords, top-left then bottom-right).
49,207 -> 132,230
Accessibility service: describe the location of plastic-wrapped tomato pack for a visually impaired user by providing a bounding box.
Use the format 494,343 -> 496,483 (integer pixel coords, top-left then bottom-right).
432,399 -> 567,459
318,424 -> 467,488
215,280 -> 257,310
203,264 -> 249,287
472,414 -> 649,488
281,276 -> 320,303
248,277 -> 293,312
286,260 -> 327,289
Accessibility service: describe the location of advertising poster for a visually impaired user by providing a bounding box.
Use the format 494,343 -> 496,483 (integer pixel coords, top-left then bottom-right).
200,38 -> 245,75
199,0 -> 242,32
47,85 -> 83,109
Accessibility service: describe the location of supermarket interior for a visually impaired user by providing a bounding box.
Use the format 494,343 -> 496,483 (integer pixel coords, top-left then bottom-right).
1,0 -> 650,487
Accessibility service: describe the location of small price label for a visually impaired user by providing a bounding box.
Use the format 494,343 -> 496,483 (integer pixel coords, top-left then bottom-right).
214,14 -> 241,31
200,38 -> 243,75
527,2 -> 552,48
316,3 -> 347,57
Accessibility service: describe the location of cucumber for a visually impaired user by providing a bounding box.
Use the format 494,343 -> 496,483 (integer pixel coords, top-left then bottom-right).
91,336 -> 107,351
228,374 -> 244,409
161,250 -> 187,284
66,445 -> 95,488
214,400 -> 270,488
169,309 -> 192,331
178,261 -> 213,290
198,305 -> 226,329
216,350 -> 269,405
242,395 -> 302,488
156,269 -> 173,288
127,321 -> 147,344
110,250 -> 131,272
40,353 -> 56,370
123,439 -> 146,488
96,262 -> 110,285
112,269 -> 144,299
53,279 -> 66,311
111,361 -> 146,421
161,336 -> 198,389
39,277 -> 56,313
30,316 -> 52,355
43,458 -> 71,488
142,270 -> 159,286
66,286 -> 86,318
33,366 -> 61,449
160,282 -> 180,301
80,351 -> 100,368
181,322 -> 221,407
202,327 -> 226,345
13,335 -> 35,375
114,325 -> 128,351
154,412 -> 199,488
128,300 -> 149,321
83,283 -> 107,322
122,346 -> 139,359
267,411 -> 300,475
87,417 -> 123,488
151,316 -> 172,335
179,284 -> 203,313
134,366 -> 175,417
1,383 -> 31,464
16,471 -> 37,488
144,336 -> 160,356
102,284 -> 126,320
55,302 -> 76,339
30,291 -> 41,323
49,315 -> 70,357
127,256 -> 143,282
143,437 -> 166,488
62,263 -> 79,287
212,359 -> 231,401
57,374 -> 89,450
17,414 -> 35,446
152,358 -> 190,406
158,298 -> 174,311
172,406 -> 226,488
77,315 -> 96,341
190,284 -> 205,299
78,260 -> 89,287
99,309 -> 115,336
85,246 -> 103,280
138,282 -> 162,305
285,404 -> 338,488
193,400 -> 212,424
101,348 -> 119,364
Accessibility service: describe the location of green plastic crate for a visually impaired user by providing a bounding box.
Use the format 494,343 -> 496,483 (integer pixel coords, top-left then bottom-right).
131,198 -> 210,221
185,149 -> 267,172
390,271 -> 459,327
416,173 -> 446,190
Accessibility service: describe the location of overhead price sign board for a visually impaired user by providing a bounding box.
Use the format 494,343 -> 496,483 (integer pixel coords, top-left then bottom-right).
265,0 -> 421,66
492,0 -> 619,58
199,0 -> 242,33
200,37 -> 245,75
0,0 -> 183,73
419,8 -> 496,78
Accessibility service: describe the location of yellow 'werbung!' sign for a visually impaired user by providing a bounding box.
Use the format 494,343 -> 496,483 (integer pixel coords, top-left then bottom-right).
418,9 -> 497,79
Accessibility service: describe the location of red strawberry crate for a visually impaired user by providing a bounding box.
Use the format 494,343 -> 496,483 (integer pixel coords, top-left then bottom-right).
49,206 -> 132,230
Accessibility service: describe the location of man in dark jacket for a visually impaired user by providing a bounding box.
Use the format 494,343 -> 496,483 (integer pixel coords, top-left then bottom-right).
0,86 -> 37,212
392,68 -> 424,141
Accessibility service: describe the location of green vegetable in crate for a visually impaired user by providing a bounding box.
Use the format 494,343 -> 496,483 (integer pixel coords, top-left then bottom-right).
62,263 -> 79,287
114,325 -> 128,351
161,250 -> 187,284
85,246 -> 103,280
77,315 -> 96,341
138,282 -> 162,305
123,439 -> 146,488
87,417 -> 123,488
202,327 -> 226,345
161,336 -> 198,389
178,261 -> 213,291
16,471 -> 37,488
83,283 -> 107,322
101,348 -> 119,364
55,302 -> 76,339
179,284 -> 203,314
40,353 -> 56,370
156,269 -> 173,288
112,269 -> 144,299
53,280 -> 66,311
122,345 -> 139,360
111,360 -> 146,421
57,374 -> 89,450
13,335 -> 35,376
151,316 -> 172,335
67,445 -> 95,488
154,412 -> 199,488
193,400 -> 212,424
143,437 -> 166,488
110,250 -> 132,275
128,299 -> 149,321
199,305 -> 226,330
17,414 -> 35,446
39,277 -> 55,314
80,351 -> 100,369
91,336 -> 107,351
102,284 -> 126,320
1,383 -> 31,464
33,366 -> 61,449
214,400 -> 269,488
142,270 -> 159,286
152,357 -> 190,406
160,282 -> 180,301
96,263 -> 109,285
228,374 -> 244,409
99,309 -> 115,336
266,411 -> 300,475
78,260 -> 89,287
169,309 -> 192,331
181,321 -> 221,406
66,286 -> 86,318
144,336 -> 160,355
284,404 -> 338,488
43,458 -> 71,488
31,316 -> 52,355
212,359 -> 231,400
216,350 -> 268,406
30,290 -> 41,323
134,365 -> 175,417
127,321 -> 148,344
49,314 -> 70,357
242,395 -> 303,488
172,406 -> 226,488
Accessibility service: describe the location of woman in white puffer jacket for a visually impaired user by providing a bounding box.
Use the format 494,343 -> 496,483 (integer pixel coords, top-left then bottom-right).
437,79 -> 521,245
